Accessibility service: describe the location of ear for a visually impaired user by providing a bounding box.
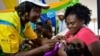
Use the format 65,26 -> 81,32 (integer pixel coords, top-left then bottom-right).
80,20 -> 84,25
18,12 -> 28,17
23,12 -> 29,19
82,20 -> 85,24
18,12 -> 22,17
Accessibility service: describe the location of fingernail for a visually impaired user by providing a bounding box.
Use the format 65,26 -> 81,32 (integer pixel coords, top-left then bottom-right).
58,43 -> 62,48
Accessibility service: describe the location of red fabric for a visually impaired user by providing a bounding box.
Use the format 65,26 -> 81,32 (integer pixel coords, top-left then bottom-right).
65,26 -> 99,46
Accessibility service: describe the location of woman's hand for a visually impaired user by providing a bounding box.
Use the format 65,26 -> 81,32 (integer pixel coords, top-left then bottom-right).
58,40 -> 68,56
52,35 -> 65,41
40,39 -> 59,52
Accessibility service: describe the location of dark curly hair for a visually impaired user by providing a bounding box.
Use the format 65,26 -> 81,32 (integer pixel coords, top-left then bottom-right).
15,1 -> 41,16
64,3 -> 91,25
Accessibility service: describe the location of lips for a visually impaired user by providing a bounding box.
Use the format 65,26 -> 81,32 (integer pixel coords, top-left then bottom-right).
69,28 -> 76,34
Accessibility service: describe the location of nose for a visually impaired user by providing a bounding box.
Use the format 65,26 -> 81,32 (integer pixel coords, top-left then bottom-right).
35,12 -> 40,16
36,13 -> 41,17
68,24 -> 73,29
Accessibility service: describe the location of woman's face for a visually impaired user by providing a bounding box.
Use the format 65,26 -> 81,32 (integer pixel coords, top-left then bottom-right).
65,14 -> 84,35
29,7 -> 42,23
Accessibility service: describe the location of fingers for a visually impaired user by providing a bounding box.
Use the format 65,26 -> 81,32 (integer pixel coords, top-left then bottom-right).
53,35 -> 65,41
59,40 -> 66,48
45,39 -> 59,44
61,40 -> 66,47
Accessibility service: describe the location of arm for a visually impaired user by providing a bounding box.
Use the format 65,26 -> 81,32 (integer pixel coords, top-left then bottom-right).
0,25 -> 44,56
5,39 -> 56,56
70,38 -> 100,56
15,44 -> 53,56
88,41 -> 100,56
0,25 -> 20,56
75,27 -> 100,56
15,39 -> 58,56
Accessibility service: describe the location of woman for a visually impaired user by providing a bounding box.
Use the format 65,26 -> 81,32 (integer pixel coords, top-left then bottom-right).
0,0 -> 58,56
58,3 -> 100,56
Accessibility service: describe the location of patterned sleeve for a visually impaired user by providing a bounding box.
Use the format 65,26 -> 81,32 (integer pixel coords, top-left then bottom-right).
0,25 -> 19,53
24,23 -> 37,40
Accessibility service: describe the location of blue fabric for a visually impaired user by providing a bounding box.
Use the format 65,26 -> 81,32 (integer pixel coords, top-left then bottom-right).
40,10 -> 56,27
0,20 -> 26,38
42,0 -> 46,3
58,20 -> 67,33
0,20 -> 16,28
30,22 -> 36,30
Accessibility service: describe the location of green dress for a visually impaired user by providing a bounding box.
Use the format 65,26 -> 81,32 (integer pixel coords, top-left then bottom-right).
0,49 -> 4,56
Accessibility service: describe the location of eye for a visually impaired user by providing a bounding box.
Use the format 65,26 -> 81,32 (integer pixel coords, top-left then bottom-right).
66,22 -> 75,26
71,22 -> 75,25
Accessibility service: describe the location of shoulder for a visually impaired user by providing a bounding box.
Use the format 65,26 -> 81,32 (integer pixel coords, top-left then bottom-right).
79,27 -> 94,34
77,26 -> 96,38
77,26 -> 99,45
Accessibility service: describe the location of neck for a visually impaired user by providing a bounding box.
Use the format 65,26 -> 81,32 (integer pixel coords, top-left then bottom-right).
20,18 -> 28,26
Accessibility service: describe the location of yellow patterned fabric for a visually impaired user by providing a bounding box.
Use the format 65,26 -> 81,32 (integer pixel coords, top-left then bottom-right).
0,11 -> 37,53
